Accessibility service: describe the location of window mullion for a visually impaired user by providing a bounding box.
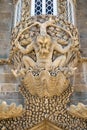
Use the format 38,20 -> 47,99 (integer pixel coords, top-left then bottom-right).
68,0 -> 71,23
53,0 -> 57,15
18,0 -> 22,22
67,0 -> 69,22
67,0 -> 75,25
14,2 -> 18,27
14,0 -> 22,27
31,0 -> 35,16
42,0 -> 46,14
71,1 -> 75,24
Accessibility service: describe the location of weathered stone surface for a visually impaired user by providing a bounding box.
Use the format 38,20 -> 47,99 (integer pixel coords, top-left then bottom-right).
0,92 -> 23,99
0,83 -> 19,92
0,65 -> 24,106
80,38 -> 87,48
0,0 -> 13,58
70,92 -> 87,105
77,0 -> 87,56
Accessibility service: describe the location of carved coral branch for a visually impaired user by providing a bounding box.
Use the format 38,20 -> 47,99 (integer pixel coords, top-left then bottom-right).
0,59 -> 11,65
0,102 -> 24,119
68,103 -> 87,119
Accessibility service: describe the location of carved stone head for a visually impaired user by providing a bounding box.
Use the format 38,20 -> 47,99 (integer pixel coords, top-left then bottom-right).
37,35 -> 52,54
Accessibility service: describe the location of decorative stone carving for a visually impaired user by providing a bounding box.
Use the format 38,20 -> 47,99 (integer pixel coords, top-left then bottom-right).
11,17 -> 79,97
1,127 -> 6,130
0,59 -> 10,65
29,120 -> 62,130
68,103 -> 87,119
23,69 -> 70,97
0,0 -> 86,129
0,101 -> 24,119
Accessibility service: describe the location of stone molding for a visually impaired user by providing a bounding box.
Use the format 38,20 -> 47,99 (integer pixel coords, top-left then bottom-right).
29,120 -> 62,130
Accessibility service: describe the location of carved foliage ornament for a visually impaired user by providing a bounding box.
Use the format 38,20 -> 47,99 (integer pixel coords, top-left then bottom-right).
0,101 -> 24,119
11,18 -> 79,97
68,103 -> 87,119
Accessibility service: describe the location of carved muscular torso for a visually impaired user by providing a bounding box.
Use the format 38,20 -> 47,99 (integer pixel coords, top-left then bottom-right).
16,35 -> 71,69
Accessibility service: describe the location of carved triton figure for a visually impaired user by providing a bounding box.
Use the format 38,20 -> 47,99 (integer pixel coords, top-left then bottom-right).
11,17 -> 79,97
12,34 -> 72,77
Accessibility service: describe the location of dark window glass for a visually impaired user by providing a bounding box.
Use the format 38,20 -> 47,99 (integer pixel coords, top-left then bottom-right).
35,0 -> 42,15
46,0 -> 53,15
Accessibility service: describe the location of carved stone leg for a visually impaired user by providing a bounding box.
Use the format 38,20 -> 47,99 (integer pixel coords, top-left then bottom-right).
11,69 -> 18,77
23,56 -> 36,69
52,55 -> 66,68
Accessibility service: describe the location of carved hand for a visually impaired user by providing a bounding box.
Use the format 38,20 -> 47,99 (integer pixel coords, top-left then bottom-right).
15,40 -> 20,48
15,40 -> 22,50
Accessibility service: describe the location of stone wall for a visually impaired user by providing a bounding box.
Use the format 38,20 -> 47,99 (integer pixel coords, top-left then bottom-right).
0,0 -> 13,58
0,0 -> 24,106
76,0 -> 87,56
70,0 -> 87,105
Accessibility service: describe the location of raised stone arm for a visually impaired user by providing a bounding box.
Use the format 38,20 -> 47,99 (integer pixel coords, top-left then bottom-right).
32,18 -> 55,36
15,41 -> 34,54
54,42 -> 71,54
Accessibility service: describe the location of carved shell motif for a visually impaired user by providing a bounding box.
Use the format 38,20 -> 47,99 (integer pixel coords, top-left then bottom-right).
23,70 -> 69,97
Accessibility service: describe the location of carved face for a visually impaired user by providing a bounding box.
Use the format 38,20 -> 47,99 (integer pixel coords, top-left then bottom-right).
37,35 -> 51,54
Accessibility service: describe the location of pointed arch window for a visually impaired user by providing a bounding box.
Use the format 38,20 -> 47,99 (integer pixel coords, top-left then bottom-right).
66,0 -> 75,24
14,0 -> 22,27
31,0 -> 57,16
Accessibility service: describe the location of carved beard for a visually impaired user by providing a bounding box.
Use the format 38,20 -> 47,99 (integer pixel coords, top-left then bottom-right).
38,44 -> 50,55
37,35 -> 51,55
40,48 -> 49,55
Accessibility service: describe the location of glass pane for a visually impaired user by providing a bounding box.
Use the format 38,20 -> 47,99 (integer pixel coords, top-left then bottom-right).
46,0 -> 53,15
16,0 -> 22,24
69,2 -> 73,23
35,0 -> 42,15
